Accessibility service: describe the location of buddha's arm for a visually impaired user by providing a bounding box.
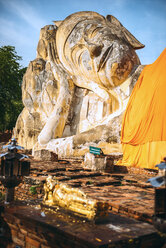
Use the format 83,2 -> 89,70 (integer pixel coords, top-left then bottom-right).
38,43 -> 75,145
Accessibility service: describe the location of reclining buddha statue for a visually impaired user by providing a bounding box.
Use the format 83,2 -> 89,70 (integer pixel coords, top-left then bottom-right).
14,11 -> 144,158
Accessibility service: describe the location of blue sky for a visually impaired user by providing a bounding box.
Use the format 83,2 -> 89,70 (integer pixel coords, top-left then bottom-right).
0,0 -> 165,67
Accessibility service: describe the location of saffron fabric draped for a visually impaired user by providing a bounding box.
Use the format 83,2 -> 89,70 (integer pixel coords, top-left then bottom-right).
119,48 -> 166,169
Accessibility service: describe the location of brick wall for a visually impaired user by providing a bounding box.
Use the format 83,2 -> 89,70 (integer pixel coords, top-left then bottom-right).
0,205 -> 91,248
0,203 -> 164,248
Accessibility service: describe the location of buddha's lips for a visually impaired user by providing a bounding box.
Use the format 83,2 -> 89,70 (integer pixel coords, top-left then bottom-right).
97,44 -> 113,72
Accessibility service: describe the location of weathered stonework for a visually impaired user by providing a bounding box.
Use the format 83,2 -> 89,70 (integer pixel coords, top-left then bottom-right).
84,152 -> 107,171
33,149 -> 58,161
13,11 -> 145,157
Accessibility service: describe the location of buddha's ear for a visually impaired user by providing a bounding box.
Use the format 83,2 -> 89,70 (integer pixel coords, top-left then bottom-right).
106,15 -> 145,50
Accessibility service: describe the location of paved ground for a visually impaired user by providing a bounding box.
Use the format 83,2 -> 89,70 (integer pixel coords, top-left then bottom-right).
14,158 -> 157,224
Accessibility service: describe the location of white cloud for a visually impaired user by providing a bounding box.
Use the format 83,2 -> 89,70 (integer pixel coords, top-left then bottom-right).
0,17 -> 37,46
0,0 -> 44,66
0,14 -> 39,66
0,0 -> 46,30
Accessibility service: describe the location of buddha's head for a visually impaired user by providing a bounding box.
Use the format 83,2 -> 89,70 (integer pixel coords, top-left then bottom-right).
56,11 -> 144,89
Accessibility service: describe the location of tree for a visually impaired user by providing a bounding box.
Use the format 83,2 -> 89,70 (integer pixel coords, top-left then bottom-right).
0,45 -> 26,131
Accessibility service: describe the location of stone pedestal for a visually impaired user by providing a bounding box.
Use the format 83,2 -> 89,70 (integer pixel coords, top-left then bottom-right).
105,153 -> 123,173
83,152 -> 123,172
84,152 -> 107,171
33,149 -> 58,161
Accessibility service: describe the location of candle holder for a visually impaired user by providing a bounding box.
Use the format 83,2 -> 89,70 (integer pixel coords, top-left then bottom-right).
147,157 -> 166,233
0,138 -> 30,203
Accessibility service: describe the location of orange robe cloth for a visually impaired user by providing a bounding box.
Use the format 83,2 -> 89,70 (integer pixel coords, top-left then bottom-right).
120,48 -> 166,169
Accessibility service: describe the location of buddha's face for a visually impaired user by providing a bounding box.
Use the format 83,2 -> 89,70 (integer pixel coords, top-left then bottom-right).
56,12 -> 143,90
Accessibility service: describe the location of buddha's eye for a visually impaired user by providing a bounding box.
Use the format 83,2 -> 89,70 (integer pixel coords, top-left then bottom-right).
89,44 -> 103,58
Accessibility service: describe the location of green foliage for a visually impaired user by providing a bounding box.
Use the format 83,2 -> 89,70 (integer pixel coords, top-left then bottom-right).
29,186 -> 38,195
0,45 -> 27,131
